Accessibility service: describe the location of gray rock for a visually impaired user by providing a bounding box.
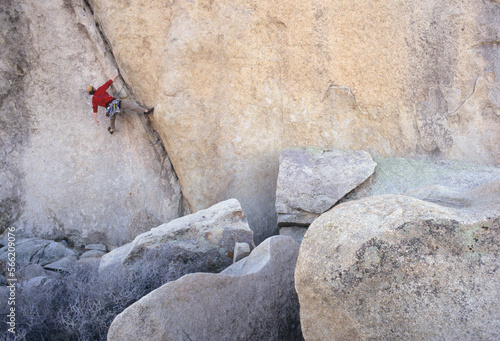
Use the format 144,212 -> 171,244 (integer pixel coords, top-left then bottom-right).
295,181 -> 500,340
19,264 -> 46,281
44,255 -> 78,272
85,244 -> 107,252
23,276 -> 48,289
0,238 -> 76,266
80,250 -> 106,259
108,236 -> 303,341
276,148 -> 376,227
232,242 -> 251,263
99,199 -> 255,275
279,227 -> 308,244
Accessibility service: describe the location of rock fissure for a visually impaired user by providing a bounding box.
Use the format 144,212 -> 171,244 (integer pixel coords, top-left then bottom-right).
81,0 -> 188,216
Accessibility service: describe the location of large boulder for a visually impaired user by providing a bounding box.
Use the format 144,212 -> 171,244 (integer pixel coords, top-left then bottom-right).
1,0 -> 182,246
99,198 -> 254,275
295,181 -> 500,340
107,236 -> 303,341
89,0 -> 500,243
276,148 -> 376,227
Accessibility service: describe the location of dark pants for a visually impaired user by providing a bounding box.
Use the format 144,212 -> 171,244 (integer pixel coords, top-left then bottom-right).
110,100 -> 145,130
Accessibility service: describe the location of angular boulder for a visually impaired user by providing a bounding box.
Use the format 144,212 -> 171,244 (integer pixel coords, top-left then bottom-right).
108,236 -> 302,341
276,148 -> 376,227
99,198 -> 254,275
0,238 -> 76,266
295,181 -> 500,340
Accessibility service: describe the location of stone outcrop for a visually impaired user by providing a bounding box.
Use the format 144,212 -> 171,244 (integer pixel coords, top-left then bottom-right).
107,236 -> 302,341
88,0 -> 500,242
295,181 -> 500,340
99,199 -> 254,274
276,148 -> 376,227
0,0 -> 182,247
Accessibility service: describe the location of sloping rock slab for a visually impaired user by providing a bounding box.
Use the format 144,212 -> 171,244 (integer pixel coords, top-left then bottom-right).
276,148 -> 376,227
343,157 -> 500,204
99,198 -> 254,275
0,238 -> 76,266
108,236 -> 302,341
295,181 -> 500,340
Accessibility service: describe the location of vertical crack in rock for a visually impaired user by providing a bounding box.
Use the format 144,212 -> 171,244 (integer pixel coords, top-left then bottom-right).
80,0 -> 189,216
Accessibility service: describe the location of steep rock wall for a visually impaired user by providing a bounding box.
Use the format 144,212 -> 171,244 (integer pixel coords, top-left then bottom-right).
90,0 -> 499,242
0,0 -> 183,247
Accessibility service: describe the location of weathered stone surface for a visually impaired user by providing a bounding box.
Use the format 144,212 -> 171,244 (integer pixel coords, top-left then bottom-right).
99,198 -> 254,274
85,244 -> 107,252
80,250 -> 106,259
18,264 -> 46,281
107,236 -> 303,341
343,157 -> 500,203
295,182 -> 500,340
89,0 -> 500,243
280,227 -> 308,245
0,238 -> 76,266
276,148 -> 376,226
44,255 -> 79,272
1,0 -> 182,246
233,242 -> 251,263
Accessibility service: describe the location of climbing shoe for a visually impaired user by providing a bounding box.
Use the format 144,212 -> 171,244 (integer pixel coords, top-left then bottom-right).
145,107 -> 154,115
108,127 -> 114,134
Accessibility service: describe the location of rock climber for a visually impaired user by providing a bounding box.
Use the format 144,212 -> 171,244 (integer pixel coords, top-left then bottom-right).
86,73 -> 154,134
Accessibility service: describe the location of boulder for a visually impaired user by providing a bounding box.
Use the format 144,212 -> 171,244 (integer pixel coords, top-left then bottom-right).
107,236 -> 303,341
18,264 -> 46,281
276,148 -> 376,227
0,238 -> 76,266
99,199 -> 254,275
80,250 -> 107,259
295,181 -> 500,340
44,255 -> 78,272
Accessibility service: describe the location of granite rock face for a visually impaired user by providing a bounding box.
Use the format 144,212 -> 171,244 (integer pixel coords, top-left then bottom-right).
99,199 -> 254,275
0,0 -> 182,246
295,182 -> 500,340
89,0 -> 500,242
275,148 -> 376,227
107,236 -> 303,341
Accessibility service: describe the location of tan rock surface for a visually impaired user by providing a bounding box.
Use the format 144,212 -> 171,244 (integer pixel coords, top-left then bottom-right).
89,0 -> 500,241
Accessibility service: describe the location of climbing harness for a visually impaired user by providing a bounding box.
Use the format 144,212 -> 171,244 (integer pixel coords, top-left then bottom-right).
106,99 -> 121,117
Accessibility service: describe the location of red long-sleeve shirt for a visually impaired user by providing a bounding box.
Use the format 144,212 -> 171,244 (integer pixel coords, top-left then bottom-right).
92,79 -> 115,113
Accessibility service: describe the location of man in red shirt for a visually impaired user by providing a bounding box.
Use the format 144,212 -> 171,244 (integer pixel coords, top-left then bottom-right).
87,73 -> 154,134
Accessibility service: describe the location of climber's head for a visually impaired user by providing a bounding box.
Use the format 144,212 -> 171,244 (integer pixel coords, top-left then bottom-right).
86,85 -> 95,95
